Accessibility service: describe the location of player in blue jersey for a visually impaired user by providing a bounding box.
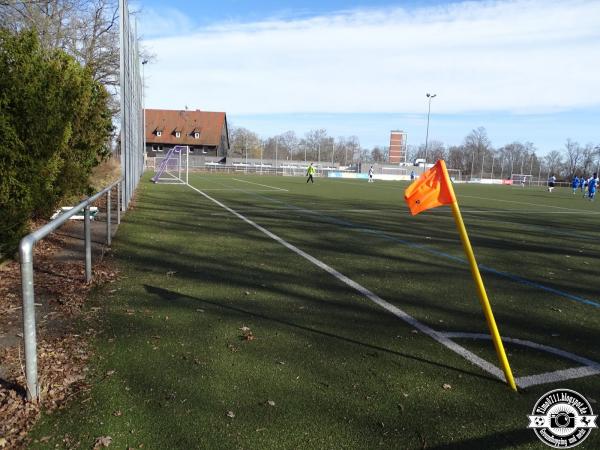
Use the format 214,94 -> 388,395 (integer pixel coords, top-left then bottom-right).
588,173 -> 598,200
572,176 -> 579,194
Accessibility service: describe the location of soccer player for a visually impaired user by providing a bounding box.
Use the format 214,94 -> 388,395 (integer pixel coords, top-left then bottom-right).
547,174 -> 556,192
368,166 -> 374,183
410,170 -> 415,181
582,176 -> 588,197
306,162 -> 316,184
572,176 -> 580,194
588,173 -> 598,201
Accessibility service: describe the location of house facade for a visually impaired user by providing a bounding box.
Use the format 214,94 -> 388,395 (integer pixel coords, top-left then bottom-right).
145,109 -> 230,157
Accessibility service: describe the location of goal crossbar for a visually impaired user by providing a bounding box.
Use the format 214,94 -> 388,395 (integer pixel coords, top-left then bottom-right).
152,146 -> 189,184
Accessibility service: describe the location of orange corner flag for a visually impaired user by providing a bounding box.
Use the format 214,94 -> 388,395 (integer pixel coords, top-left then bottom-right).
404,160 -> 456,216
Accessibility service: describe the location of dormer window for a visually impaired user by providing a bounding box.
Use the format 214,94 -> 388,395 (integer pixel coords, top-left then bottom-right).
175,131 -> 181,138
194,132 -> 200,139
156,131 -> 162,137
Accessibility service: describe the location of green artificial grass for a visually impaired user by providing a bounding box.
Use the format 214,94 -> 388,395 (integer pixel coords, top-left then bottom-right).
28,173 -> 600,449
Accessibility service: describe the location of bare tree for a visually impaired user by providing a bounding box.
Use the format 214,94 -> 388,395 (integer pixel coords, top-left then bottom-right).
579,143 -> 596,176
228,126 -> 260,159
464,127 -> 492,176
564,139 -> 582,177
275,130 -> 298,161
371,146 -> 384,163
544,151 -> 563,177
1,0 -> 121,86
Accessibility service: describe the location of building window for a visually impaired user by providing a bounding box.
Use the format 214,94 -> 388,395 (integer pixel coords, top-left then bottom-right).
175,131 -> 181,138
194,132 -> 199,139
156,131 -> 162,137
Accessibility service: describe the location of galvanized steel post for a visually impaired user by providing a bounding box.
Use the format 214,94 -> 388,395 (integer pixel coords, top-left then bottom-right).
106,189 -> 112,246
19,237 -> 39,402
117,181 -> 121,223
84,205 -> 92,283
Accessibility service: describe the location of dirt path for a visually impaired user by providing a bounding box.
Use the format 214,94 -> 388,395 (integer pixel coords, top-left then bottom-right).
0,208 -> 120,449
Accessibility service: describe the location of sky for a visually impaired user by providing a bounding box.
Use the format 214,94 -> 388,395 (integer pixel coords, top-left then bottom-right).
135,0 -> 600,154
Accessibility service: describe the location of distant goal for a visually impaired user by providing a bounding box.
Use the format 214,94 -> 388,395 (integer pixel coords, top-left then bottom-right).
152,146 -> 189,184
510,174 -> 532,187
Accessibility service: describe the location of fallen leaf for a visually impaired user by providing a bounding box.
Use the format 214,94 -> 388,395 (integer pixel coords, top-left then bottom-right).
442,383 -> 452,390
226,410 -> 235,418
267,400 -> 275,407
93,436 -> 112,448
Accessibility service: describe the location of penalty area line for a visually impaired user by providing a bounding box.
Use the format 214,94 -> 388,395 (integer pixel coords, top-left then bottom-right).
185,182 -> 506,384
232,178 -> 289,191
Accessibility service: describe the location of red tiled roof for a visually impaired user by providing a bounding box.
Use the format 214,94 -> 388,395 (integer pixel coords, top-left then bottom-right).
145,109 -> 227,146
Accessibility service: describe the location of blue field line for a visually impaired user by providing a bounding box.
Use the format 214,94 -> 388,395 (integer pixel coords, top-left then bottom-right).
243,190 -> 600,309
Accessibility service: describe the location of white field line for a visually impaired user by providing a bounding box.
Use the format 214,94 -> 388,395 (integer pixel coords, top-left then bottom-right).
516,367 -> 600,388
459,194 -> 592,212
186,183 -> 504,382
232,178 -> 289,191
441,332 -> 600,387
186,182 -> 600,388
458,210 -> 600,215
192,188 -> 289,192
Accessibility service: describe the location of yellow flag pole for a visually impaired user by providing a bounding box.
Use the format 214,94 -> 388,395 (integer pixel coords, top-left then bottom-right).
440,164 -> 517,391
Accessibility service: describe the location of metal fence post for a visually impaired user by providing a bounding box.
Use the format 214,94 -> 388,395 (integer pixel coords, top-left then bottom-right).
84,205 -> 92,283
19,238 -> 39,402
117,181 -> 121,224
106,189 -> 112,246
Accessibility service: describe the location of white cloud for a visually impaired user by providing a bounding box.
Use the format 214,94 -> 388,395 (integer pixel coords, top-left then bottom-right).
142,0 -> 600,115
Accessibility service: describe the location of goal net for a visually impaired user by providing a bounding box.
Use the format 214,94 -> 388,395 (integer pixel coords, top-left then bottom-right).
282,165 -> 310,177
152,146 -> 189,184
510,174 -> 532,187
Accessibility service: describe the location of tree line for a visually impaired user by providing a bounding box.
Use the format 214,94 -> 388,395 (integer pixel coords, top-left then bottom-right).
230,125 -> 599,179
0,7 -> 114,256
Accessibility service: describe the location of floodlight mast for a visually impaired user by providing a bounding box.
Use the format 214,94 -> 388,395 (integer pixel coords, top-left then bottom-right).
425,93 -> 436,164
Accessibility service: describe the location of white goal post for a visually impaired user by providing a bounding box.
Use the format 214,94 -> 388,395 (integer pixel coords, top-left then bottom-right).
152,145 -> 189,184
510,173 -> 532,187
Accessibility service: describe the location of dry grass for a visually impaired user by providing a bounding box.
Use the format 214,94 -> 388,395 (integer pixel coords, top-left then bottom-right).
89,157 -> 121,192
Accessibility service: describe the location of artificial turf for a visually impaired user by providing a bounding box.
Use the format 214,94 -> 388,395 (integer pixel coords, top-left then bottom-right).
28,173 -> 600,449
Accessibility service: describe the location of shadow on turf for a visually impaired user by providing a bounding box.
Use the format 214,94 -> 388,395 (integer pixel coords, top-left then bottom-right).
426,427 -> 533,449
143,284 -> 505,386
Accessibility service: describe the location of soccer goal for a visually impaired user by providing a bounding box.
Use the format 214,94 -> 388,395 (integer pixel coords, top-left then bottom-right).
152,146 -> 189,184
281,165 -> 308,177
510,174 -> 532,187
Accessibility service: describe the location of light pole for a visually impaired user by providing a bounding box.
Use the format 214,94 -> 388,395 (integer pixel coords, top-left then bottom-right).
331,140 -> 335,165
424,93 -> 436,164
318,141 -> 321,166
480,153 -> 485,179
275,138 -> 278,172
141,59 -> 148,155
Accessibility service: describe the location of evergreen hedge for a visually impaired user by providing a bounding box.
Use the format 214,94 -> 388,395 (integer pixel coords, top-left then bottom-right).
0,29 -> 112,257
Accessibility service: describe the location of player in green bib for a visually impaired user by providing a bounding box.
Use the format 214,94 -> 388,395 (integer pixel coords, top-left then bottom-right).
306,163 -> 316,183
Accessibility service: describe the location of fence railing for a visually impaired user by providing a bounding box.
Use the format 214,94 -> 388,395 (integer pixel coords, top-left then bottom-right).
19,179 -> 122,402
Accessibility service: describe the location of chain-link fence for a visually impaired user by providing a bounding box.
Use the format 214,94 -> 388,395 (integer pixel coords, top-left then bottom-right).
119,0 -> 144,210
